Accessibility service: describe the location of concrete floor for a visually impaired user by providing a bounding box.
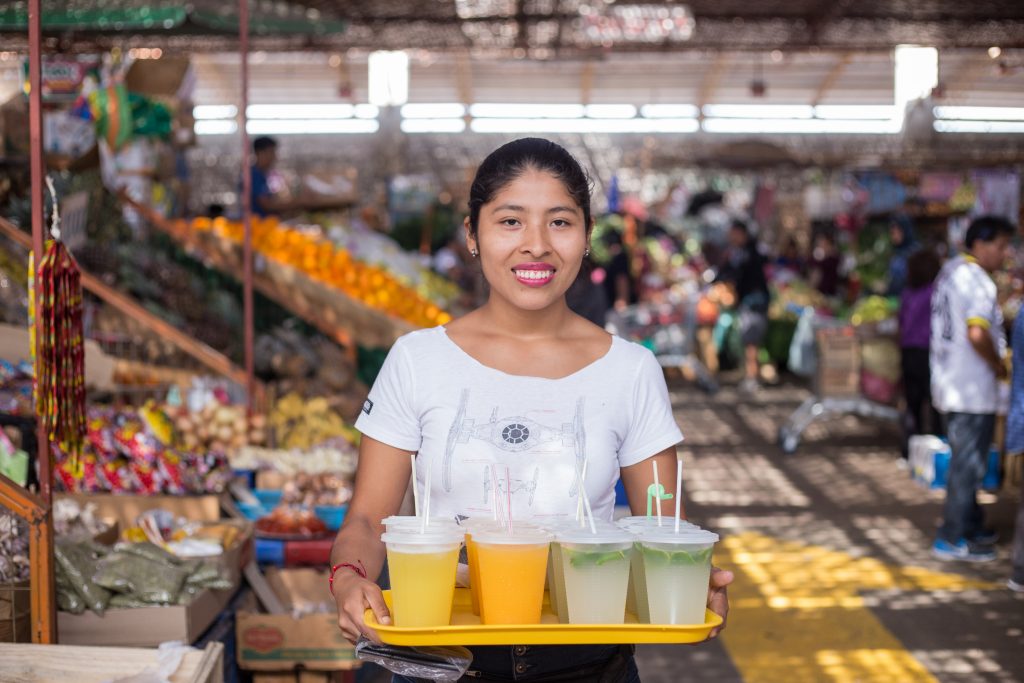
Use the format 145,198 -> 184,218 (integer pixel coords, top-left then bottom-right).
361,380 -> 1024,682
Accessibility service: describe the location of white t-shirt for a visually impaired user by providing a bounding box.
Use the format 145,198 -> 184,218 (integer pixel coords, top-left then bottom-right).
930,255 -> 1007,414
354,326 -> 684,524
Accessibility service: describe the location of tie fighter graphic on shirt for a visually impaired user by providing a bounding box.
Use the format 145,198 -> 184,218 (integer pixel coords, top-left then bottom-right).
443,389 -> 587,497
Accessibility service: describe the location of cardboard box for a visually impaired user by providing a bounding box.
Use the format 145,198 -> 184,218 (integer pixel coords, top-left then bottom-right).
237,568 -> 357,672
55,492 -> 222,526
57,499 -> 253,647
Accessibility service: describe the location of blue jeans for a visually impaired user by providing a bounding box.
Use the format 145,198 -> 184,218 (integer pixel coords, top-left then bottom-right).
938,412 -> 995,543
391,645 -> 640,682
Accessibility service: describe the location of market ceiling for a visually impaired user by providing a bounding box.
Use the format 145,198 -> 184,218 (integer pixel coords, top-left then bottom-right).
5,0 -> 1024,52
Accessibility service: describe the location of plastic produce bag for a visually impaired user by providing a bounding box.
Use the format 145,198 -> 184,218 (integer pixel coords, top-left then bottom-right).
55,564 -> 86,614
93,552 -> 189,604
54,540 -> 111,615
184,561 -> 233,591
115,541 -> 181,566
355,637 -> 472,682
788,309 -> 818,378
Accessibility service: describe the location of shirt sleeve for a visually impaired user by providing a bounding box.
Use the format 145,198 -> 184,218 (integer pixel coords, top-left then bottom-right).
617,349 -> 684,468
354,338 -> 422,452
961,268 -> 996,330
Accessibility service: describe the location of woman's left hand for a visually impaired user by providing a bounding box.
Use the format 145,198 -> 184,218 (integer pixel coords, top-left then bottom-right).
705,566 -> 734,639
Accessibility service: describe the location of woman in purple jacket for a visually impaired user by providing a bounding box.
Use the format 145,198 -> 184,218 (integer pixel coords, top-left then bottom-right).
898,248 -> 943,458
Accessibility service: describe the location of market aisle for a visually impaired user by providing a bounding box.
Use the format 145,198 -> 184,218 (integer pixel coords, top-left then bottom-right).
635,381 -> 1024,683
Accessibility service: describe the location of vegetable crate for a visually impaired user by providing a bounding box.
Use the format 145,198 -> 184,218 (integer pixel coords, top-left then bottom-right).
779,315 -> 900,454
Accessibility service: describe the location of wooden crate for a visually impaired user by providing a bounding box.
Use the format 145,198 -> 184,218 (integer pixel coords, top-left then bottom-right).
0,580 -> 30,643
0,641 -> 223,682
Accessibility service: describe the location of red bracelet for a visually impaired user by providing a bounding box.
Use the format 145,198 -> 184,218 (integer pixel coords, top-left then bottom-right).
329,561 -> 367,594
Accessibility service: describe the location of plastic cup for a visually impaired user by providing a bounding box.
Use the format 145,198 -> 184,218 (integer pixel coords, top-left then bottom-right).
462,519 -> 505,618
381,528 -> 464,627
557,527 -> 634,624
616,516 -> 698,621
475,527 -> 554,625
637,528 -> 719,625
381,515 -> 461,533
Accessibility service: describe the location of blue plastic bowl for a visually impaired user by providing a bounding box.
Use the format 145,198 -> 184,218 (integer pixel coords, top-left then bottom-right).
314,505 -> 348,531
253,490 -> 283,507
237,501 -> 268,520
256,538 -> 285,565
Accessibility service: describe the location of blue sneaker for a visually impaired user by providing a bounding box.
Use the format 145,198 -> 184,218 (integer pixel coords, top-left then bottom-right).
932,538 -> 996,563
970,529 -> 999,546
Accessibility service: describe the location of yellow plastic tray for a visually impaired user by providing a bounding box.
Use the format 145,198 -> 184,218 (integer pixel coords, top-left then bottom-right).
364,588 -> 722,646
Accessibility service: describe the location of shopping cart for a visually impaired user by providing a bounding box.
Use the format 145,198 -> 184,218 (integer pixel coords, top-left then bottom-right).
605,289 -> 719,393
777,309 -> 901,454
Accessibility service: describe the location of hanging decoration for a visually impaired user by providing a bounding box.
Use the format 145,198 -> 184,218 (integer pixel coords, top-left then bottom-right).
29,177 -> 87,475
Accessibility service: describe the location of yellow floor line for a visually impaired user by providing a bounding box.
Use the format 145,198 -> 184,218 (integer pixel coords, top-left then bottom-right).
715,532 -> 998,683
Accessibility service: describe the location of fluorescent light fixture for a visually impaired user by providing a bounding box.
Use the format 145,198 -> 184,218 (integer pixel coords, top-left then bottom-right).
933,106 -> 1024,121
934,120 -> 1024,134
193,104 -> 237,120
400,118 -> 467,133
703,104 -> 814,119
354,104 -> 380,119
469,103 -> 585,118
469,118 -> 698,134
368,51 -> 409,107
894,45 -> 938,112
401,103 -> 466,119
814,105 -> 895,120
640,104 -> 699,118
195,120 -> 238,135
585,104 -> 637,119
702,118 -> 900,134
246,119 -> 380,135
247,104 -> 355,119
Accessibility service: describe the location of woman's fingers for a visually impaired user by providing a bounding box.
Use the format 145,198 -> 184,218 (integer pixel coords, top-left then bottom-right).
706,567 -> 734,638
363,584 -> 392,626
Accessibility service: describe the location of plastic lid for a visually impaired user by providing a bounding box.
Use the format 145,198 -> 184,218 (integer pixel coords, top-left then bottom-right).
462,518 -> 506,532
616,517 -> 698,531
381,528 -> 465,545
382,515 -> 459,528
556,527 -> 634,545
638,527 -> 719,545
473,527 -> 554,545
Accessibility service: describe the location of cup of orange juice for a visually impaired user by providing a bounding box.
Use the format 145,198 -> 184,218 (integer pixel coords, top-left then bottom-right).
463,519 -> 503,618
382,528 -> 464,627
475,526 -> 553,625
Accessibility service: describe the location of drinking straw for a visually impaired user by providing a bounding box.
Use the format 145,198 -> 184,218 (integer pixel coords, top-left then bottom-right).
421,456 -> 433,534
506,466 -> 514,535
410,453 -> 420,518
491,464 -> 504,529
653,460 -> 662,527
576,460 -> 598,535
674,458 -> 683,534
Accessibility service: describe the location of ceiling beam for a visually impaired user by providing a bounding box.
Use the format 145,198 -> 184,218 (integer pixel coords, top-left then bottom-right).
580,62 -> 594,106
811,52 -> 852,105
455,51 -> 474,106
697,53 -> 731,110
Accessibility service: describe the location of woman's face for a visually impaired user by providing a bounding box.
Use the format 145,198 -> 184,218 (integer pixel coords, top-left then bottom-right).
467,169 -> 588,313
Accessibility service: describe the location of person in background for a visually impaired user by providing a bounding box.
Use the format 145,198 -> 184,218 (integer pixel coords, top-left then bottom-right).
602,229 -> 635,312
930,215 -> 1016,562
774,237 -> 804,276
246,136 -> 354,217
1003,309 -> 1024,592
717,220 -> 769,392
898,248 -> 942,459
808,232 -> 841,297
887,215 -> 916,296
566,257 -> 609,326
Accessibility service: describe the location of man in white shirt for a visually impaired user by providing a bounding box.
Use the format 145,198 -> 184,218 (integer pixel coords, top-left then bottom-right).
930,215 -> 1016,562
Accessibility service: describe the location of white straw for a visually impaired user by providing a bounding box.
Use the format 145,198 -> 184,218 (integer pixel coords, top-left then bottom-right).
410,454 -> 420,518
491,464 -> 503,528
653,460 -> 662,527
674,458 -> 682,534
506,466 -> 513,535
424,459 -> 432,528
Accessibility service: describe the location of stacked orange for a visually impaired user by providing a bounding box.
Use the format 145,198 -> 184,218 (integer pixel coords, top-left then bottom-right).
185,217 -> 451,328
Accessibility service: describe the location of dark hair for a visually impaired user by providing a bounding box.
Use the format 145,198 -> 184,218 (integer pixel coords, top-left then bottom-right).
730,219 -> 750,236
467,138 -> 592,237
965,215 -> 1016,249
906,248 -> 942,289
253,136 -> 278,154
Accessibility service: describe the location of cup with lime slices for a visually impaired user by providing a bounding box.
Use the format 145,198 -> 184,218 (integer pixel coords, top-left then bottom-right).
637,527 -> 719,625
556,526 -> 635,624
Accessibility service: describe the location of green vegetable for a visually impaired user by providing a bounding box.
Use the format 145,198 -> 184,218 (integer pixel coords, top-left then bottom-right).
565,548 -> 630,568
641,545 -> 712,567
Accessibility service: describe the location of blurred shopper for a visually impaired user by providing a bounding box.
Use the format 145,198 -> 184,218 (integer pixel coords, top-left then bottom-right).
887,215 -> 916,296
898,248 -> 943,459
602,229 -> 635,312
808,233 -> 841,297
245,136 -> 354,217
774,237 -> 805,276
717,220 -> 769,392
930,215 -> 1015,562
566,259 -> 609,326
1003,310 -> 1024,592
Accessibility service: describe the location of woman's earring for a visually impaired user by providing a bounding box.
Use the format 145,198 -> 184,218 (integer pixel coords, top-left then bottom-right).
471,249 -> 478,258
584,248 -> 590,257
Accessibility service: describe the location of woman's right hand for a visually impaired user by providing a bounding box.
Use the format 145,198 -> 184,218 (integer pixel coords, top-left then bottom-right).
333,569 -> 392,645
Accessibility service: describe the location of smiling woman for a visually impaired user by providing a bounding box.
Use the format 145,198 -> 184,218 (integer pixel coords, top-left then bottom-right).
329,138 -> 733,683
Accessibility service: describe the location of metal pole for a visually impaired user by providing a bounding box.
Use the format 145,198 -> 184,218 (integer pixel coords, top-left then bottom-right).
240,0 -> 255,412
27,0 -> 57,644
